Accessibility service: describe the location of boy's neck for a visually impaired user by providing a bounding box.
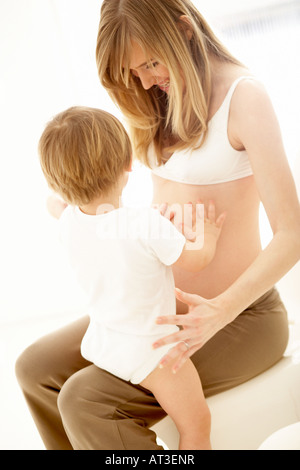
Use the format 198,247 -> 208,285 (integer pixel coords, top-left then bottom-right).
79,192 -> 122,216
78,171 -> 129,216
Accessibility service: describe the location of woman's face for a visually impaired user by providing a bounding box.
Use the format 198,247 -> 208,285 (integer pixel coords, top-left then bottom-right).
129,41 -> 170,93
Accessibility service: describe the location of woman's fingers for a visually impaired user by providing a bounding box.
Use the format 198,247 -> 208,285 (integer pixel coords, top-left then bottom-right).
171,344 -> 201,373
155,312 -> 199,328
174,287 -> 202,307
152,325 -> 195,349
158,341 -> 191,368
158,341 -> 202,373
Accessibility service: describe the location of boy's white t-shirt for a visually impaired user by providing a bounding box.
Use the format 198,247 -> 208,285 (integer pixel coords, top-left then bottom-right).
59,205 -> 186,383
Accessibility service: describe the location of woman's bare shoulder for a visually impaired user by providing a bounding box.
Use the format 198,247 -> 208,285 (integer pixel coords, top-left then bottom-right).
228,72 -> 278,150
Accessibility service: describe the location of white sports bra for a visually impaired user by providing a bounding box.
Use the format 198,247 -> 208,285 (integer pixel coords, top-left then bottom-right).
149,76 -> 254,185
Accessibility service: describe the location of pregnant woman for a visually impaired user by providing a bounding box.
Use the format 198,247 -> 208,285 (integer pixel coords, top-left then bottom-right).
15,0 -> 300,449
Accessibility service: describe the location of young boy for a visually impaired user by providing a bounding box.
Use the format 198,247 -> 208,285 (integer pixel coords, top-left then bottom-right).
39,106 -> 225,450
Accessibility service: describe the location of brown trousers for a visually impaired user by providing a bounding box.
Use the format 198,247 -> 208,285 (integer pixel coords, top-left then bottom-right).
15,287 -> 289,450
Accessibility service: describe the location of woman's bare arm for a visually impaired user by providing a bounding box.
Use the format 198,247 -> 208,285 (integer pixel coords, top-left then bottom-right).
153,80 -> 300,372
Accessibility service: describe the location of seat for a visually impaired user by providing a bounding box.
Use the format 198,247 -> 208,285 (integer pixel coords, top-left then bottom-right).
258,421 -> 300,450
151,324 -> 300,450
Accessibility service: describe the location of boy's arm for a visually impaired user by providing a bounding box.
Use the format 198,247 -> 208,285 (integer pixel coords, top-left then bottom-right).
173,201 -> 226,272
46,194 -> 68,219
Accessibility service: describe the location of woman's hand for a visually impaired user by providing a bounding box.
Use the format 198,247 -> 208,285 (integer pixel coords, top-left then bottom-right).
153,288 -> 232,374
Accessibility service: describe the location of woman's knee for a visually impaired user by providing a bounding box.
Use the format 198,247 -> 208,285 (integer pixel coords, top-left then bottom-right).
57,371 -> 96,431
57,366 -> 124,429
15,344 -> 38,390
57,374 -> 78,418
56,368 -> 161,450
15,338 -> 53,391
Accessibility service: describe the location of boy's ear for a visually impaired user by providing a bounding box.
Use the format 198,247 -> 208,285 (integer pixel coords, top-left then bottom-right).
127,156 -> 133,172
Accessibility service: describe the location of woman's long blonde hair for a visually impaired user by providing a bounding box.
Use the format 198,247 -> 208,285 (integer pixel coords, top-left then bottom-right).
96,0 -> 242,166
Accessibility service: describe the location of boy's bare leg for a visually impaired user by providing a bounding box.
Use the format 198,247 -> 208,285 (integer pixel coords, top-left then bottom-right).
140,358 -> 211,450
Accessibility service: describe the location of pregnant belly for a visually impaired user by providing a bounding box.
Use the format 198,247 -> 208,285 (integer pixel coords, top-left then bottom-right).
152,173 -> 262,309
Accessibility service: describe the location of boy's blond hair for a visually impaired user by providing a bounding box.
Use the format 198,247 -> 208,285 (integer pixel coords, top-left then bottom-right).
39,106 -> 132,205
